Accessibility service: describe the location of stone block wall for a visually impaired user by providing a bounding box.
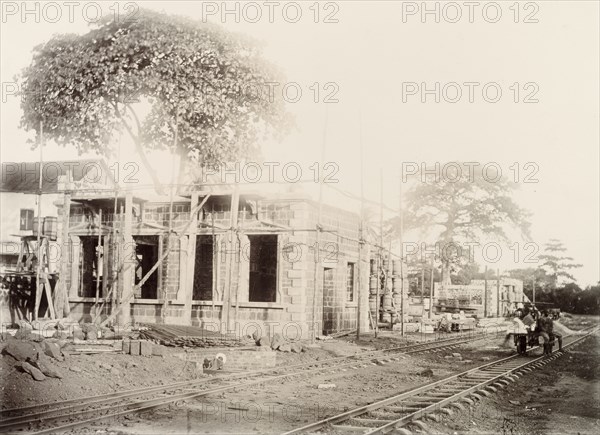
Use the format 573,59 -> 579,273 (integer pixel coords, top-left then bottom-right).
64,194 -> 370,337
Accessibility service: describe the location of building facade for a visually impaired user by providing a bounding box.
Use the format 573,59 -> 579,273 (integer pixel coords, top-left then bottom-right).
63,190 -> 370,339
434,277 -> 526,318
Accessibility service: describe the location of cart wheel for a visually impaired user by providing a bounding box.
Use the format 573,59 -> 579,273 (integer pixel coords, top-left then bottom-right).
517,336 -> 527,354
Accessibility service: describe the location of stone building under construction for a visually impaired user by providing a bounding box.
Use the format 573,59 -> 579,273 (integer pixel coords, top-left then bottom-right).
2,160 -> 412,339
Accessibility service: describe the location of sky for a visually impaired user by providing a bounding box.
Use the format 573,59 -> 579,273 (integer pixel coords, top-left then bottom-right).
1,1 -> 598,286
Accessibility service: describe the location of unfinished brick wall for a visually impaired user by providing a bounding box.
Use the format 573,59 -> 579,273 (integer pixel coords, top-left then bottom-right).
299,200 -> 369,335
64,194 -> 369,337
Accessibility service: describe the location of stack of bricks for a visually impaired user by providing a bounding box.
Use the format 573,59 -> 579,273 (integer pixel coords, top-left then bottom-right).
122,340 -> 165,357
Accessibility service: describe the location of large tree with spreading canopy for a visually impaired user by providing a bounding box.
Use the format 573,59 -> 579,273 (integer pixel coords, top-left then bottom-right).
396,163 -> 531,284
20,9 -> 291,192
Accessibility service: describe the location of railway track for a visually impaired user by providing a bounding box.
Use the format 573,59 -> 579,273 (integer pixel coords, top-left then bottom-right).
283,326 -> 599,435
0,329 -> 503,433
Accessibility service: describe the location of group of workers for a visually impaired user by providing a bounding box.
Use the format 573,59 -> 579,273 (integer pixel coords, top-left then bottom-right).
520,306 -> 563,355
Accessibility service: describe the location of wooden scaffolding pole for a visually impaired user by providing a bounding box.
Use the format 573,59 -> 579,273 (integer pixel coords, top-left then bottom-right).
34,121 -> 44,320
356,118 -> 364,341
484,265 -> 488,318
429,254 -> 434,319
224,186 -> 240,333
421,267 -> 425,304
398,175 -> 405,336
312,111 -> 327,343
100,194 -> 212,328
234,170 -> 245,330
110,190 -> 119,316
118,192 -> 134,326
94,209 -> 102,319
56,168 -> 72,318
497,268 -> 501,317
376,169 -> 384,338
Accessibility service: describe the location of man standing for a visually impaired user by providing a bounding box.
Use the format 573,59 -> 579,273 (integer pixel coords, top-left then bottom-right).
537,310 -> 551,355
537,310 -> 562,354
544,310 -> 563,352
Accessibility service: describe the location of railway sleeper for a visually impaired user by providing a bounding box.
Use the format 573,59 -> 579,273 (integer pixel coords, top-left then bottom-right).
471,392 -> 485,401
439,387 -> 470,393
461,376 -> 495,382
410,420 -> 430,432
331,423 -> 372,432
449,402 -> 466,412
451,381 -> 481,387
398,400 -> 440,408
349,417 -> 397,426
413,394 -> 454,400
473,369 -> 506,375
439,407 -> 454,416
384,405 -> 426,413
425,412 -> 442,422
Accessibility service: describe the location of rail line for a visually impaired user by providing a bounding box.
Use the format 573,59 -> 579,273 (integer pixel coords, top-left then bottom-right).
0,329 -> 504,433
283,326 -> 599,435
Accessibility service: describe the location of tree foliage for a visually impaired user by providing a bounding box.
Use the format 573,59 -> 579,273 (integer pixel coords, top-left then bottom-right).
507,241 -> 592,314
397,163 -> 531,283
538,239 -> 583,288
20,9 -> 292,191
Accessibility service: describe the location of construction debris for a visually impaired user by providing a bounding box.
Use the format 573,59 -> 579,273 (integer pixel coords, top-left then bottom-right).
3,340 -> 39,362
138,324 -> 246,348
31,359 -> 63,379
317,383 -> 336,389
17,361 -> 46,381
42,341 -> 63,361
269,333 -> 285,350
419,368 -> 434,377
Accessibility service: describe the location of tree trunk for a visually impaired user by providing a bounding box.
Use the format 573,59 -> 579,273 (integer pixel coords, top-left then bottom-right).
176,150 -> 188,195
441,261 -> 452,286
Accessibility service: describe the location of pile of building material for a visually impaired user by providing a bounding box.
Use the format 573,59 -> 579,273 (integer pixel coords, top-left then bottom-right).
1,335 -> 65,381
138,324 -> 248,348
122,339 -> 165,356
255,332 -> 304,353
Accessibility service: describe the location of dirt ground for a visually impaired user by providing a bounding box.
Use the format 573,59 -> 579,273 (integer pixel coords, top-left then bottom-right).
1,316 -> 597,434
84,332 -> 517,434
426,332 -> 600,435
0,340 -> 198,410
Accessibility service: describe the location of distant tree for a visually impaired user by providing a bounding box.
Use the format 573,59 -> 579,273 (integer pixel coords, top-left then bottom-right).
538,239 -> 583,289
450,261 -> 480,285
508,247 -> 591,314
507,267 -> 553,300
20,9 -> 291,192
451,262 -> 504,284
397,163 -> 531,285
574,284 -> 600,315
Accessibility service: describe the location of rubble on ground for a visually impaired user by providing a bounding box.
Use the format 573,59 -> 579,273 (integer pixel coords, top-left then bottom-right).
254,332 -> 307,353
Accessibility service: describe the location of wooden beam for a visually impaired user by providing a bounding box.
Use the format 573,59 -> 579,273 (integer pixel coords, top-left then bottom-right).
183,191 -> 199,323
100,194 -> 211,328
224,188 -> 240,332
56,172 -> 72,317
34,120 -> 43,320
118,192 -> 134,327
